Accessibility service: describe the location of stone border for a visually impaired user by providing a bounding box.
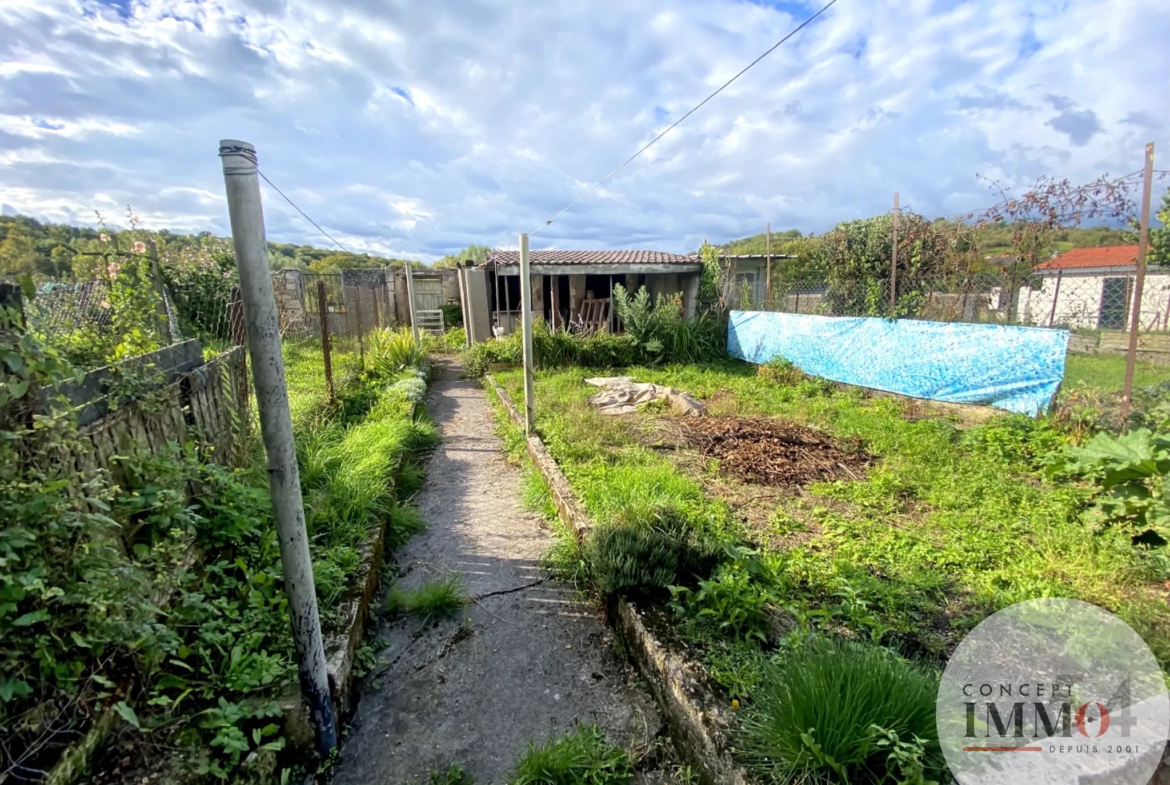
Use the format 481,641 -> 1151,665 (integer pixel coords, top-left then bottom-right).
485,374 -> 748,785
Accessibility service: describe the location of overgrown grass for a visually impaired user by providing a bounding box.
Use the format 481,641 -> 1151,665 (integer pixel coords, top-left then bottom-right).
297,380 -> 439,623
508,724 -> 633,785
385,575 -> 467,624
1063,352 -> 1170,392
490,360 -> 1169,686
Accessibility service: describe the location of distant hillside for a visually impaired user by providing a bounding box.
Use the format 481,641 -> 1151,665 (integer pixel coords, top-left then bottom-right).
0,213 -> 415,279
713,222 -> 1136,258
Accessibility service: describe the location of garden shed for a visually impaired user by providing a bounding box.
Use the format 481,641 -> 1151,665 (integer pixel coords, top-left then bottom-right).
476,249 -> 703,338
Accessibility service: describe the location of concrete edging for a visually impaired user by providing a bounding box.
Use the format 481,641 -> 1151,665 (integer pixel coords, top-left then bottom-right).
484,373 -> 747,785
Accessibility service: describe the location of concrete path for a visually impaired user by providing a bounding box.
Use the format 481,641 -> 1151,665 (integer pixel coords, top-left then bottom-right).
333,374 -> 661,785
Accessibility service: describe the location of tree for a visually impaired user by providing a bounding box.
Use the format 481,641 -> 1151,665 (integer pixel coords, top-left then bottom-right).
1149,190 -> 1170,268
434,243 -> 491,268
0,227 -> 38,277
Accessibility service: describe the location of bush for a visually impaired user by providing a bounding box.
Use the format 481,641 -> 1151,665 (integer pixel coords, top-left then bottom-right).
462,308 -> 723,378
509,723 -> 633,785
737,639 -> 943,784
757,357 -> 803,385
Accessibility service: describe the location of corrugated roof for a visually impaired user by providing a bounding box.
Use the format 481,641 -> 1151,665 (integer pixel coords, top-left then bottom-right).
488,249 -> 696,266
1035,245 -> 1140,271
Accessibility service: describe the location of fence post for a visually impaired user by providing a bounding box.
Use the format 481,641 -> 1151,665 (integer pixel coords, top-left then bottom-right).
353,290 -> 365,369
404,263 -> 420,344
371,283 -> 381,331
228,285 -> 249,427
1047,271 -> 1063,328
1123,142 -> 1156,416
217,139 -> 338,757
519,233 -> 536,433
317,281 -> 335,402
765,222 -> 772,310
146,239 -> 173,344
890,192 -> 899,314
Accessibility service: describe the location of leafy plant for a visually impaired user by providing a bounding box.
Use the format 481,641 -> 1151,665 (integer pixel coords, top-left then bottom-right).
669,550 -> 776,643
736,639 -> 943,784
509,724 -> 633,785
1055,428 -> 1170,541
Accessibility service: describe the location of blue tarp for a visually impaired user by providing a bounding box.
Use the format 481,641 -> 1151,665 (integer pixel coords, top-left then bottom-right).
727,311 -> 1069,415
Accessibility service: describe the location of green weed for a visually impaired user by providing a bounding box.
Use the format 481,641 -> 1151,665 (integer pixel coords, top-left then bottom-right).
508,724 -> 633,785
737,639 -> 943,784
385,575 -> 467,624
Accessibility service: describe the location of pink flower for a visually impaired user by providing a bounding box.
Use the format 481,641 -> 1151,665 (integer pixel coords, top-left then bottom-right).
100,233 -> 110,243
133,241 -> 146,254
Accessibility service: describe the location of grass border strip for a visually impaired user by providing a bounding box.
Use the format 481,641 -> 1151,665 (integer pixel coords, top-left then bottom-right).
323,397 -> 423,715
485,374 -> 747,785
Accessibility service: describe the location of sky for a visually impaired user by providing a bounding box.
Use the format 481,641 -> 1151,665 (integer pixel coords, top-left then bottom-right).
0,0 -> 1167,261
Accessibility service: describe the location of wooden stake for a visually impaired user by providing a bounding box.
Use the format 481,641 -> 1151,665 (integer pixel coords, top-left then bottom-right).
1123,142 -> 1155,416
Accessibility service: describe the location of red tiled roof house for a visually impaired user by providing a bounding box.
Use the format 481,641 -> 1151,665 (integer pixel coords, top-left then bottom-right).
1022,245 -> 1169,330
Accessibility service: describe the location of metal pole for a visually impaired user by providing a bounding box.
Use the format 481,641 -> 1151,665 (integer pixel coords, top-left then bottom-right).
1047,270 -> 1062,328
371,283 -> 381,330
317,281 -> 335,402
404,262 -> 419,344
890,192 -> 899,313
765,222 -> 772,309
217,139 -> 337,756
353,290 -> 365,369
519,233 -> 536,433
1123,142 -> 1156,415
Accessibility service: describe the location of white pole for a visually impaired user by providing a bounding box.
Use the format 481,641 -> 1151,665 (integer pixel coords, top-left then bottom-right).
404,260 -> 419,343
217,140 -> 337,756
519,233 -> 536,433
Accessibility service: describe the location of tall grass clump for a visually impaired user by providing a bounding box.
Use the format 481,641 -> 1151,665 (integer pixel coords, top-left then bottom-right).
509,724 -> 633,785
370,326 -> 429,376
737,639 -> 943,784
385,575 -> 467,624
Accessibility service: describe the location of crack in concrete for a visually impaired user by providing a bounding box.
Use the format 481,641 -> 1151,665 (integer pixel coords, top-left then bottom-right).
470,577 -> 548,601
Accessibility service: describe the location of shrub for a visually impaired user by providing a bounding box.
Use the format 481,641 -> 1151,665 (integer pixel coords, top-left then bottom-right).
443,327 -> 467,352
757,357 -> 803,385
583,519 -> 722,596
737,639 -> 943,784
509,724 -> 633,785
462,303 -> 723,378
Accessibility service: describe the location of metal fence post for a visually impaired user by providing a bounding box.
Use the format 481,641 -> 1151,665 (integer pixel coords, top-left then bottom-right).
1047,271 -> 1063,328
765,222 -> 772,310
404,262 -> 419,344
371,284 -> 381,331
890,192 -> 899,314
519,233 -> 536,433
316,281 -> 335,402
354,290 -> 365,369
217,139 -> 337,757
1123,142 -> 1156,415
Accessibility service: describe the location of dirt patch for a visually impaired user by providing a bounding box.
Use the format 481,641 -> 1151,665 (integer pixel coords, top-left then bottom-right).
684,416 -> 871,487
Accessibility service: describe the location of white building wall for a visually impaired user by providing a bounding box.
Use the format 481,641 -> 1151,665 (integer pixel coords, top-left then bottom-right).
1020,271 -> 1170,330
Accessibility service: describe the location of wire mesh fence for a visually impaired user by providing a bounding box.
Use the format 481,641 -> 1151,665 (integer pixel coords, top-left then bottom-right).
16,256 -> 402,430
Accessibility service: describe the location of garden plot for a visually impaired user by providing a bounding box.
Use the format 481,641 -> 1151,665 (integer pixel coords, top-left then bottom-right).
491,360 -> 1168,675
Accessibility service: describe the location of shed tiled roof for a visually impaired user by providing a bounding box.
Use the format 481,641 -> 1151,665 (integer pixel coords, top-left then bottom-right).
1035,245 -> 1140,271
488,249 -> 695,266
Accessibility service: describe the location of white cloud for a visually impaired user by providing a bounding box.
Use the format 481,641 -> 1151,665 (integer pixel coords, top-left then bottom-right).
0,0 -> 1166,260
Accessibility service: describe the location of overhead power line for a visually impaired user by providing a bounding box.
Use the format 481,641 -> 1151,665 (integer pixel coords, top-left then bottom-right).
530,0 -> 839,235
258,169 -> 354,254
